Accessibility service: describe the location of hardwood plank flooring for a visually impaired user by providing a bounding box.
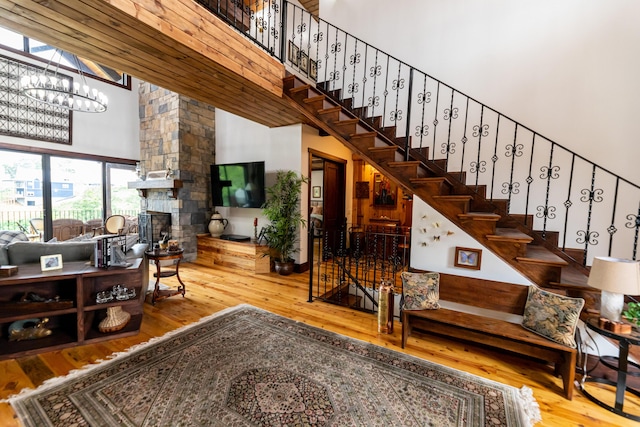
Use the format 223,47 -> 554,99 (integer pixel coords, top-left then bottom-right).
0,262 -> 636,426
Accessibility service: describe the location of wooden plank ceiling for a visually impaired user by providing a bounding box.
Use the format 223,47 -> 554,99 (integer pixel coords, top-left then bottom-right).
0,0 -> 308,128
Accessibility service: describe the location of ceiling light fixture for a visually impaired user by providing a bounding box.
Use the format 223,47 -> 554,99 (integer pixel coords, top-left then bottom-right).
20,48 -> 108,113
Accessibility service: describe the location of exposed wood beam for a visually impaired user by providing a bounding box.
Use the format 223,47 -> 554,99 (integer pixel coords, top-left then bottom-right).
0,0 -> 308,128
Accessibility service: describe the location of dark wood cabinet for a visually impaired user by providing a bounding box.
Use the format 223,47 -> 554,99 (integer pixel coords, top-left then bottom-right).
0,259 -> 145,360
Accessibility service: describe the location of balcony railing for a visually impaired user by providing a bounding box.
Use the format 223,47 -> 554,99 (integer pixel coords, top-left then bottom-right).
1,209 -> 140,240
199,1 -> 640,266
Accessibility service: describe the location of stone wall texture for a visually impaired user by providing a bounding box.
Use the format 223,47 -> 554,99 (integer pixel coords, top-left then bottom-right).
138,82 -> 215,261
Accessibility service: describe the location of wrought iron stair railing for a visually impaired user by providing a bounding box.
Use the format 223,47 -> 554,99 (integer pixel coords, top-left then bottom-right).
196,0 -> 640,269
308,223 -> 409,315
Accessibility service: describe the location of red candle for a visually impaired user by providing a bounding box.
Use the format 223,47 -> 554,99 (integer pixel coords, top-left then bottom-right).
254,218 -> 258,227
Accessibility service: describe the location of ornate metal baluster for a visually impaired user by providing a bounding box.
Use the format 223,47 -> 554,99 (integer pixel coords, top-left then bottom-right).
538,144 -> 559,240
576,165 -> 602,263
470,106 -> 488,190
606,178 -> 620,257
503,124 -> 523,209
523,134 -> 537,227
488,115 -> 500,201
561,154 -> 576,250
443,90 -> 457,168
625,203 -> 640,261
390,62 -> 404,130
431,81 -> 441,164
369,51 -> 381,122
415,73 -> 430,156
459,97 -> 470,181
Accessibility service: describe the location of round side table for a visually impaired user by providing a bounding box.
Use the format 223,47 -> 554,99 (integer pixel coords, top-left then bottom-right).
145,249 -> 186,305
582,316 -> 640,421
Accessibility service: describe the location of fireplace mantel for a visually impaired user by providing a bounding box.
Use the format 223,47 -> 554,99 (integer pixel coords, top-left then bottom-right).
128,179 -> 183,198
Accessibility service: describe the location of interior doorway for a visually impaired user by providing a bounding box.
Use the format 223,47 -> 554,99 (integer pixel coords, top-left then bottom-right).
308,149 -> 346,246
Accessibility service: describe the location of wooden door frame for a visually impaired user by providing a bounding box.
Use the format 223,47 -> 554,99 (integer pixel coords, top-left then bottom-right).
307,148 -> 347,240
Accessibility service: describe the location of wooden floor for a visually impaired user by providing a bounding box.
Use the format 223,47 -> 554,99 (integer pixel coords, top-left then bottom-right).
0,262 -> 637,426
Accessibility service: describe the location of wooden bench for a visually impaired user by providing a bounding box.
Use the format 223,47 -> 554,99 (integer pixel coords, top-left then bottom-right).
401,273 -> 578,400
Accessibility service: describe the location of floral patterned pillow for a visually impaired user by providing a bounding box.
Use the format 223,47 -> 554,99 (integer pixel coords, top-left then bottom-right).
401,272 -> 441,310
521,285 -> 584,348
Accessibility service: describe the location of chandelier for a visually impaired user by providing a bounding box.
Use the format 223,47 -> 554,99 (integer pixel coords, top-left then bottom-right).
20,49 -> 108,113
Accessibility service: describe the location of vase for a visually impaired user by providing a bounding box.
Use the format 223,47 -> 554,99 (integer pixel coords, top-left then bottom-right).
208,213 -> 228,238
99,306 -> 131,333
274,260 -> 295,276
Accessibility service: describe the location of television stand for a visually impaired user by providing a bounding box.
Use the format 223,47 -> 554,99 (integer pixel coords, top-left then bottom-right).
196,235 -> 269,273
219,234 -> 251,242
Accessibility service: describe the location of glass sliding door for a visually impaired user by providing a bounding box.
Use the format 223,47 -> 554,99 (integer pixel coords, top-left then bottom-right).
0,148 -> 139,241
107,163 -> 140,233
0,150 -> 44,239
50,156 -> 103,241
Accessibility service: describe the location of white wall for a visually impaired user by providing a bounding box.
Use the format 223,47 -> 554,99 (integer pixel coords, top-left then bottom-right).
1,49 -> 140,160
320,0 -> 640,184
214,111 -> 355,265
214,110 -> 306,261
411,198 -> 532,285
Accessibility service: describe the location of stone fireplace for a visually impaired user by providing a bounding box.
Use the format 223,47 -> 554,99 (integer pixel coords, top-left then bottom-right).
138,83 -> 216,261
139,211 -> 172,248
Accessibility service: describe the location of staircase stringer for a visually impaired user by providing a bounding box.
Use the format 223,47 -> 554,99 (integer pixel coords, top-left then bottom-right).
283,75 -> 593,294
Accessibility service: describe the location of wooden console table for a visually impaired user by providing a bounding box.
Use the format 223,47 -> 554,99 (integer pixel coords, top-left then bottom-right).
0,259 -> 145,360
196,235 -> 270,273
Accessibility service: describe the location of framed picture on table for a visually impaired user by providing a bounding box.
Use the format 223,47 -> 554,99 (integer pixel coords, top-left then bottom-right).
41,254 -> 63,271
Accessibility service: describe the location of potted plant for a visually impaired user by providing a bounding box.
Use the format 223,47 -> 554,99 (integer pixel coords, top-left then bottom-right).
262,170 -> 308,275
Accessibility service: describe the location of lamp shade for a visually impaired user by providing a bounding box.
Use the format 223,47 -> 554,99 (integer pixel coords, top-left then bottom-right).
588,257 -> 640,295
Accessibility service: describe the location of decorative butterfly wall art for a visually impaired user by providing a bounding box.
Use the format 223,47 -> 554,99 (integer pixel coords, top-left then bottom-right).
454,247 -> 482,270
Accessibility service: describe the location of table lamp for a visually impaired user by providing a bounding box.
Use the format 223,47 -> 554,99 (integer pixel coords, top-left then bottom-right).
588,257 -> 640,322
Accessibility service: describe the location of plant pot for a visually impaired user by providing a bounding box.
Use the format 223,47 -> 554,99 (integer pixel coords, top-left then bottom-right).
274,260 -> 295,276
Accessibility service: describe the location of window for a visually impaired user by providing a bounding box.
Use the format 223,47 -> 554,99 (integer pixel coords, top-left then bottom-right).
0,148 -> 139,240
0,25 -> 130,87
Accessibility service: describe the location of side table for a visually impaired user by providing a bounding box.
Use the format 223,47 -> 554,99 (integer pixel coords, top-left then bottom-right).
145,249 -> 186,305
582,316 -> 640,421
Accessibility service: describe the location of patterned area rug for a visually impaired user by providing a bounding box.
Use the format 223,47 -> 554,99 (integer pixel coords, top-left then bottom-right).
8,304 -> 540,426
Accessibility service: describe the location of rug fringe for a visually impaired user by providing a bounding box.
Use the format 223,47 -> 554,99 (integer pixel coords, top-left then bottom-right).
518,386 -> 542,426
1,303 -> 254,404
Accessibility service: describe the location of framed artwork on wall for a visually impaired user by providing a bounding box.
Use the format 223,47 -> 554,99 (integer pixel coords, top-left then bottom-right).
355,181 -> 369,199
312,186 -> 321,198
454,247 -> 482,270
309,59 -> 318,80
288,40 -> 299,66
300,52 -> 309,74
373,173 -> 396,207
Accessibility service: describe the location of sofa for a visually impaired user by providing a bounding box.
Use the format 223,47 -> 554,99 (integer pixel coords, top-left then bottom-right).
0,231 -> 149,285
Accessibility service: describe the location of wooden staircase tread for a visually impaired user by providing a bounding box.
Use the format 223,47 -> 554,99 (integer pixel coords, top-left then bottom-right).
487,228 -> 534,243
410,177 -> 450,184
289,85 -> 311,95
458,212 -> 501,221
303,94 -> 325,102
317,106 -> 342,115
368,146 -> 397,152
432,195 -> 473,201
389,161 -> 421,166
335,118 -> 360,125
516,246 -> 569,266
349,131 -> 378,138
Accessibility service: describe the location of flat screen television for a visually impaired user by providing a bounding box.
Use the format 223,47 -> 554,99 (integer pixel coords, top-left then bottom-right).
211,161 -> 266,208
